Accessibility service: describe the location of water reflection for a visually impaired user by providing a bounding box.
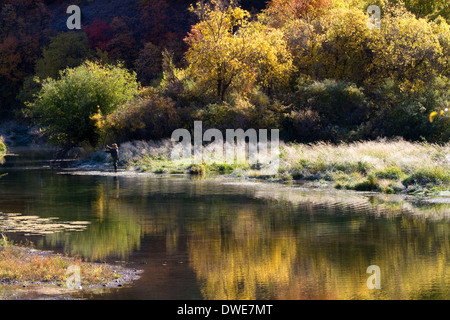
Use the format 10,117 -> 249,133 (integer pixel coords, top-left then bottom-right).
188,206 -> 298,299
0,168 -> 449,299
188,208 -> 449,299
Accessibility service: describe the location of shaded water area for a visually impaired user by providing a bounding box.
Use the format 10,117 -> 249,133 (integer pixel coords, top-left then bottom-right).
0,150 -> 449,300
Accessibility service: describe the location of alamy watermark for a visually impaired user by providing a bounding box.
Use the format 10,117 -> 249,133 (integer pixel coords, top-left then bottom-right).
171,121 -> 280,174
66,5 -> 81,30
366,265 -> 381,289
66,265 -> 82,289
367,5 -> 381,29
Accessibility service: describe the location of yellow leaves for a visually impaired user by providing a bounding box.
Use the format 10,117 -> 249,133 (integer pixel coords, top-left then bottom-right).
186,3 -> 294,99
429,108 -> 449,122
90,106 -> 105,130
430,111 -> 438,122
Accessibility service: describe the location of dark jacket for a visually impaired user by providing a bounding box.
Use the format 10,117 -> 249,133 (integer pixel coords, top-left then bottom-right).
104,146 -> 119,161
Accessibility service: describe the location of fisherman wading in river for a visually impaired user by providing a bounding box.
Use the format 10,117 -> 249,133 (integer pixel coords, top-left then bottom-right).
104,143 -> 119,172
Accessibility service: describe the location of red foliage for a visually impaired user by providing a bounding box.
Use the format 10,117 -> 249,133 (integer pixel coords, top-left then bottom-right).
108,17 -> 138,65
0,37 -> 22,81
84,19 -> 112,51
140,0 -> 171,45
0,0 -> 51,81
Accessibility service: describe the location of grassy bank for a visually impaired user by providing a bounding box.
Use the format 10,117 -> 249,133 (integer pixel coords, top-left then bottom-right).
0,234 -> 136,291
0,136 -> 6,173
0,136 -> 5,155
0,139 -> 5,154
128,140 -> 450,195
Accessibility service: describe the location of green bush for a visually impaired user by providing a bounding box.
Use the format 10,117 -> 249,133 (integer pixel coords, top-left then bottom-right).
194,90 -> 286,132
368,77 -> 450,142
25,61 -> 140,147
189,164 -> 207,176
285,79 -> 369,142
352,173 -> 380,191
403,167 -> 450,186
210,163 -> 236,174
375,166 -> 405,180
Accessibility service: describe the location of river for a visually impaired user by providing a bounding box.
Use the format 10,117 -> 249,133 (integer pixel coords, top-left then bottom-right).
0,150 -> 449,300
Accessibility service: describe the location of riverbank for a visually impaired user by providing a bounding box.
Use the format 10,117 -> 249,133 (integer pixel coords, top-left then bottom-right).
3,132 -> 448,196
0,236 -> 141,300
115,139 -> 449,196
0,138 -> 5,155
0,136 -> 5,163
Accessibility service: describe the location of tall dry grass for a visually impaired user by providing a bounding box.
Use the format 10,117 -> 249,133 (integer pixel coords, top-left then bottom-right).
279,139 -> 450,192
281,139 -> 449,174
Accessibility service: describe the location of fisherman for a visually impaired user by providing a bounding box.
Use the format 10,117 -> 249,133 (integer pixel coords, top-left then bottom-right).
104,143 -> 119,172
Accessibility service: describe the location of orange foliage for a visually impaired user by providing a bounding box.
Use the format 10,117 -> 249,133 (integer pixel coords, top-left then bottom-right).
265,0 -> 331,26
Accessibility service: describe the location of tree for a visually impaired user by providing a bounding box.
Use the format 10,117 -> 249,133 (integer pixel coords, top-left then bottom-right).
0,0 -> 52,116
369,6 -> 449,92
288,4 -> 450,91
107,17 -> 139,67
25,61 -> 140,148
184,0 -> 293,101
35,32 -> 94,80
134,42 -> 163,86
297,7 -> 374,87
401,0 -> 449,20
263,0 -> 332,27
18,32 -> 95,106
84,19 -> 112,52
139,0 -> 170,46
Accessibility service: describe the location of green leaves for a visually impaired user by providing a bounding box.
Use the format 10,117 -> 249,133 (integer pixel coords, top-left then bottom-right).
26,61 -> 140,147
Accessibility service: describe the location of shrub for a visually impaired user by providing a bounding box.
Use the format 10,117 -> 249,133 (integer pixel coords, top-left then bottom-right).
102,89 -> 184,142
375,166 -> 405,180
403,167 -> 450,186
353,173 -> 380,191
25,61 -> 140,147
368,77 -> 450,142
189,164 -> 207,176
196,95 -> 285,132
285,79 -> 369,142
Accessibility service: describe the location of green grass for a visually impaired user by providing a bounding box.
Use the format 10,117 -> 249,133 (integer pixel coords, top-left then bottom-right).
0,137 -> 6,154
129,153 -> 246,177
0,137 -> 6,176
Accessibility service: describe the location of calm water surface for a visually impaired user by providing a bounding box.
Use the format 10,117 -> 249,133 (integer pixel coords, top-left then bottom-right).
0,152 -> 449,300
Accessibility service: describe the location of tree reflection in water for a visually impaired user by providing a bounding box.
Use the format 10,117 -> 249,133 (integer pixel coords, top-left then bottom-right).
3,172 -> 447,299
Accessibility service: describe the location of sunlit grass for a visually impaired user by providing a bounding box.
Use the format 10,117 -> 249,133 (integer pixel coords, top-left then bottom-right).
0,236 -> 117,286
0,137 -> 5,154
128,139 -> 449,194
0,136 -> 5,165
278,139 -> 450,194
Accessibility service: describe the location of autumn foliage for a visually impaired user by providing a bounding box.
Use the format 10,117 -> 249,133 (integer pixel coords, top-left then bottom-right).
2,0 -> 449,145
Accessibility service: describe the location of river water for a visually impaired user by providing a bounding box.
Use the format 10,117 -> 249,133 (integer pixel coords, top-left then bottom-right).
0,151 -> 449,300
